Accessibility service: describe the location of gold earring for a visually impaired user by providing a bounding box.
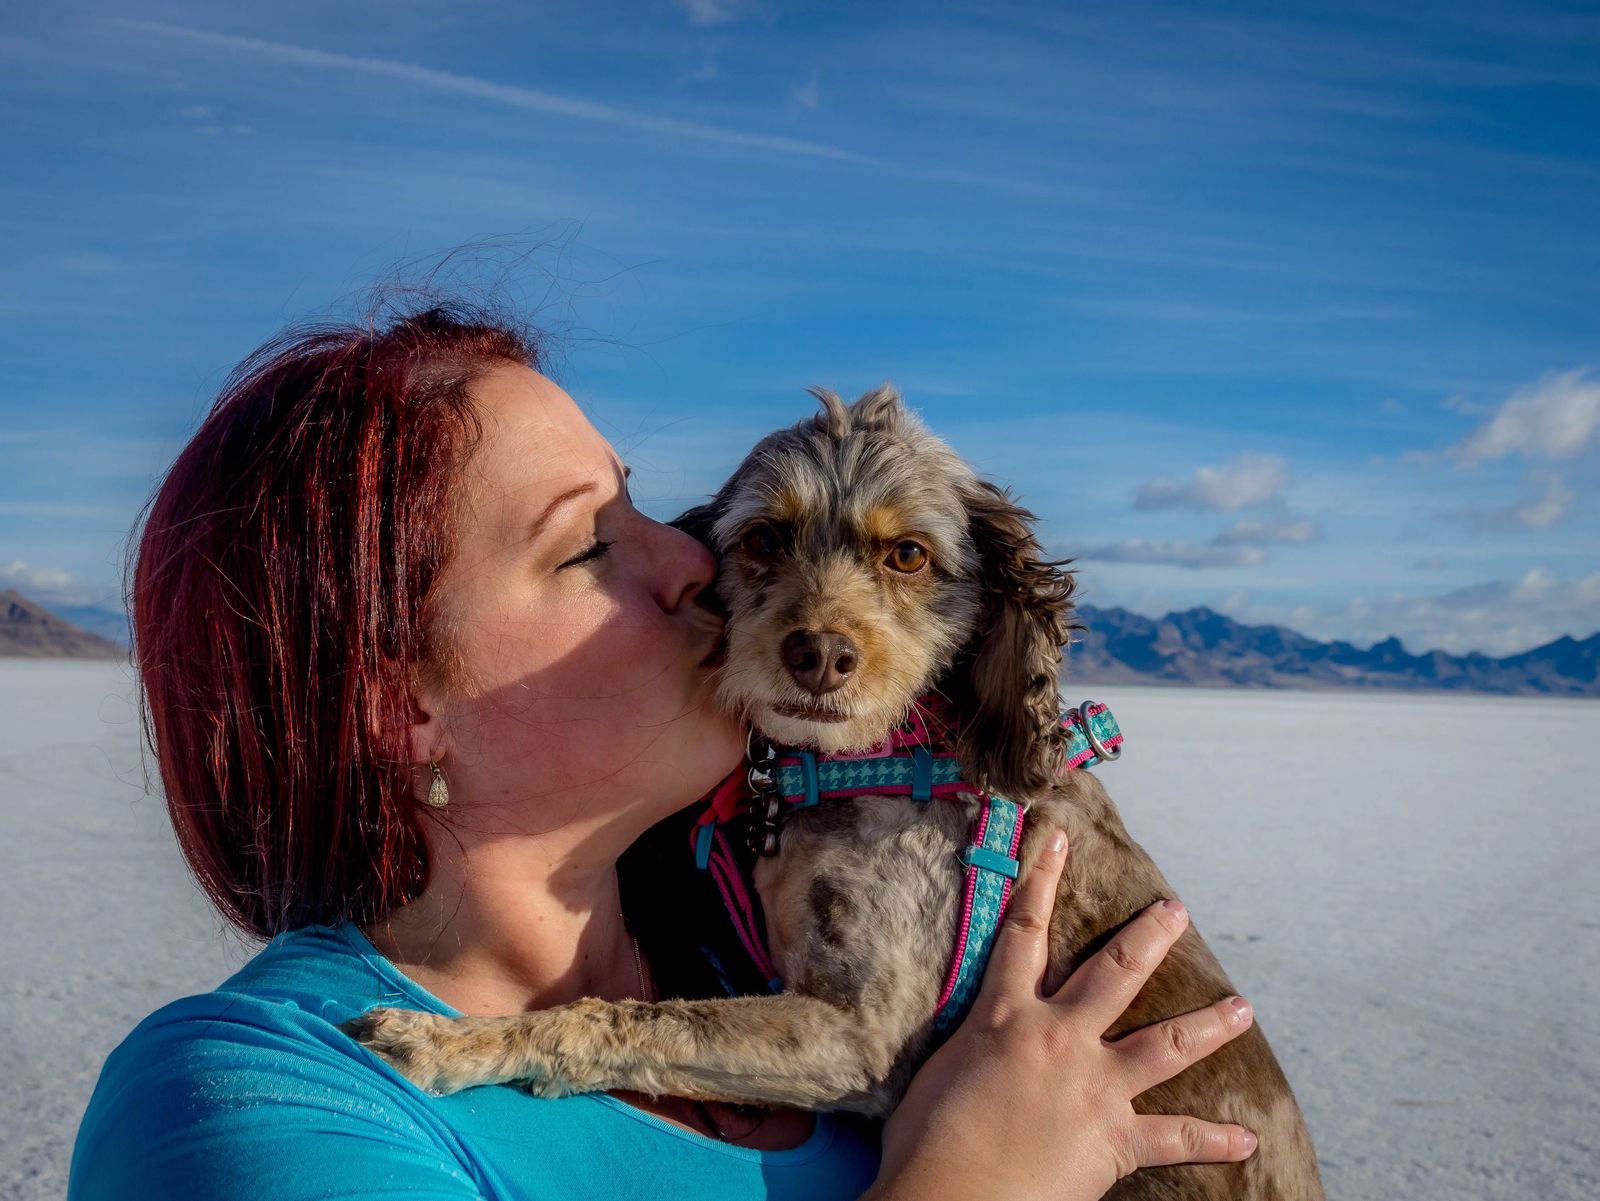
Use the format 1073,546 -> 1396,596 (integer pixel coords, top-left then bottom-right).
426,761 -> 449,809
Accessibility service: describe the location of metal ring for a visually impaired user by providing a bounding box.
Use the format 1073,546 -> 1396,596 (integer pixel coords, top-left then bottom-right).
747,765 -> 776,792
746,818 -> 780,858
1078,699 -> 1121,762
745,728 -> 776,767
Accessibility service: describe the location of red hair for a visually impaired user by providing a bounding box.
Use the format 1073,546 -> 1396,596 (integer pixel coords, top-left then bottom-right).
132,305 -> 539,939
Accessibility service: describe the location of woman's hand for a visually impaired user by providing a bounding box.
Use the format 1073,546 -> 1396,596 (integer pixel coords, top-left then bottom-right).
867,830 -> 1257,1201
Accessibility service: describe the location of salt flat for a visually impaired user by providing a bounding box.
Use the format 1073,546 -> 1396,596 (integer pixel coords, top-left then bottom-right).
4,660 -> 1596,1200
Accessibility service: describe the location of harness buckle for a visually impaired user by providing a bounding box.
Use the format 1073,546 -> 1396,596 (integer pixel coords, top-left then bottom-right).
1077,699 -> 1121,762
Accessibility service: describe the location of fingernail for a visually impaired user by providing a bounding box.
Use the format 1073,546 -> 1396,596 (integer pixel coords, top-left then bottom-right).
1228,996 -> 1253,1023
1241,1130 -> 1258,1155
1161,899 -> 1187,923
1046,829 -> 1067,854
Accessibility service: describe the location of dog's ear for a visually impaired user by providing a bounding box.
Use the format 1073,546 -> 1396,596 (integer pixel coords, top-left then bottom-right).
670,497 -> 724,551
953,480 -> 1078,799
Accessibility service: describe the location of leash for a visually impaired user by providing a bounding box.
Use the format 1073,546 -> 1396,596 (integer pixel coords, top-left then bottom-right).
689,700 -> 1124,1032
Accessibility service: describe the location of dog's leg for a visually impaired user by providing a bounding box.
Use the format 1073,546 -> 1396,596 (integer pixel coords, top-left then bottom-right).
343,992 -> 899,1114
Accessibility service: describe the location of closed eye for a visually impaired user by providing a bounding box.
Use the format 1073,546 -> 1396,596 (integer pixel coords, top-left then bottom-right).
558,539 -> 614,569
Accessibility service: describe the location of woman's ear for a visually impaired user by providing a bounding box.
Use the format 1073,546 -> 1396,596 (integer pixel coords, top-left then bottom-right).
399,681 -> 455,808
403,668 -> 452,766
362,668 -> 452,807
954,479 -> 1078,799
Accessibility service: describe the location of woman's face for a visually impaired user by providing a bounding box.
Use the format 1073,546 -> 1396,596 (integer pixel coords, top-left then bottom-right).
415,363 -> 741,850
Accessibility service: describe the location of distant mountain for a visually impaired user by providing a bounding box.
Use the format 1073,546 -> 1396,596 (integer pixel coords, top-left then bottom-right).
48,602 -> 130,647
1069,604 -> 1600,697
0,592 -> 125,659
6,586 -> 1592,693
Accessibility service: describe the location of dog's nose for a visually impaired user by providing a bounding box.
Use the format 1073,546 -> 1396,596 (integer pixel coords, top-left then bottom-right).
781,629 -> 858,695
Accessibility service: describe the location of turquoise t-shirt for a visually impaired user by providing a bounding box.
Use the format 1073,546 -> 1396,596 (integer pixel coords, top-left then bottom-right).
69,923 -> 881,1200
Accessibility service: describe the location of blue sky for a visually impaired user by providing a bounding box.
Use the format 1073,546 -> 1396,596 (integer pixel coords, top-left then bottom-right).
2,0 -> 1597,655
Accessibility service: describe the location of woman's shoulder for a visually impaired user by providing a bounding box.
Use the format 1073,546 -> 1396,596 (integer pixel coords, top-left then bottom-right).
90,922 -> 442,1080
79,920 -> 449,1115
69,924 -> 484,1201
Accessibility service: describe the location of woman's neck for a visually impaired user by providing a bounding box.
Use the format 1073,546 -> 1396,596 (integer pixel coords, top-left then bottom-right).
360,838 -> 644,1017
357,817 -> 822,1153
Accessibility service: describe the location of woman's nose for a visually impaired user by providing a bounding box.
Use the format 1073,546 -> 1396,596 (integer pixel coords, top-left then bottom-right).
651,518 -> 719,612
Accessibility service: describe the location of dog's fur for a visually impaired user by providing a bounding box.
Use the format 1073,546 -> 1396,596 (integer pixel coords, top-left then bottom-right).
346,387 -> 1325,1199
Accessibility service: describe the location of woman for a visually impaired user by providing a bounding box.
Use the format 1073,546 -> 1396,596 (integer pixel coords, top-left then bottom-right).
70,305 -> 1257,1201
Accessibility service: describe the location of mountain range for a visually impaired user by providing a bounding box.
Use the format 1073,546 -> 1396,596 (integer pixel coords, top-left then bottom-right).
1,592 -> 1594,696
1070,604 -> 1599,697
0,591 -> 124,659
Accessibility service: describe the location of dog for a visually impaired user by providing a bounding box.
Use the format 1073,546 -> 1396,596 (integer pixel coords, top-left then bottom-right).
347,386 -> 1325,1199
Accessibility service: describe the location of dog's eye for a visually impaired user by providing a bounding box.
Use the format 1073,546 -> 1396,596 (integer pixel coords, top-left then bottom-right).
886,541 -> 929,573
741,524 -> 781,560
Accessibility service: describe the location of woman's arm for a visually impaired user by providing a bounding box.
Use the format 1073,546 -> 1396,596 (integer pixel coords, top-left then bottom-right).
865,830 -> 1257,1201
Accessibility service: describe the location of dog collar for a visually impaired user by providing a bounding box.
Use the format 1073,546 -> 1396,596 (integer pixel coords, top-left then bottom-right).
693,701 -> 1123,858
770,700 -> 1123,813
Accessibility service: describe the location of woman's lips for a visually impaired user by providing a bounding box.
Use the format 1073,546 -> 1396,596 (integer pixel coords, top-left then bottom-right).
772,702 -> 849,724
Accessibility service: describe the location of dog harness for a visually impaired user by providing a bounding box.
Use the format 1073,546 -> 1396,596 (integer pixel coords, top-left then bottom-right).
690,701 -> 1124,1034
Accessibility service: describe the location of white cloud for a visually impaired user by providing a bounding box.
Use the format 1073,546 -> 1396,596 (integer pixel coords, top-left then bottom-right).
1449,367 -> 1600,464
1441,392 -> 1493,417
1133,451 -> 1289,513
1074,539 -> 1268,570
1210,518 -> 1321,546
1229,568 -> 1600,656
1456,469 -> 1574,532
0,560 -> 108,606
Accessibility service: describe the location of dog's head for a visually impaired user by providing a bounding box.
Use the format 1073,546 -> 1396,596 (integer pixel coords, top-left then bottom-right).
676,386 -> 1076,798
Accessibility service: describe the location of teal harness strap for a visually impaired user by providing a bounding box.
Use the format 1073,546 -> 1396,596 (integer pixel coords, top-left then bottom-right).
774,751 -> 968,805
932,794 -> 1024,1034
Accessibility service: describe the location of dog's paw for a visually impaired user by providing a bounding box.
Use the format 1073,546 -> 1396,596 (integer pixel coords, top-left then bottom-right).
339,1007 -> 482,1095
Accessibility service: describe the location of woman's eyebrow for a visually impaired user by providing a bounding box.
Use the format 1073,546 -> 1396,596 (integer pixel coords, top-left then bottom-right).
527,481 -> 599,543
